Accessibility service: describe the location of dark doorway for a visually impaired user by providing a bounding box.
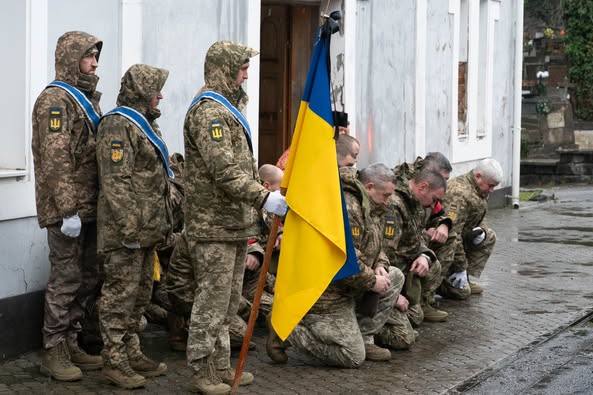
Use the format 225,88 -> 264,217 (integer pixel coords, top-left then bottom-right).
258,2 -> 320,166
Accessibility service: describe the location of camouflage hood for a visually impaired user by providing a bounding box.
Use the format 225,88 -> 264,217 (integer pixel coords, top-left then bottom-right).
117,64 -> 169,119
54,31 -> 102,92
199,40 -> 258,110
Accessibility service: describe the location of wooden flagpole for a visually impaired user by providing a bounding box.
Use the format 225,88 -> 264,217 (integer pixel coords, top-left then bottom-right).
231,211 -> 282,393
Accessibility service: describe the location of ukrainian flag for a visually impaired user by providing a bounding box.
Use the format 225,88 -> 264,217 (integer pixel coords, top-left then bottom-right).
271,27 -> 360,340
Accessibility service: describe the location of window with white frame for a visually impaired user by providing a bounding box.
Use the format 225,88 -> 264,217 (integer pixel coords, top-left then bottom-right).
0,1 -> 28,178
450,0 -> 499,162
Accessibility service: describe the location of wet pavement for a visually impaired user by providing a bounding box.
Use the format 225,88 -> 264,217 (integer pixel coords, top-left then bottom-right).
1,184 -> 593,394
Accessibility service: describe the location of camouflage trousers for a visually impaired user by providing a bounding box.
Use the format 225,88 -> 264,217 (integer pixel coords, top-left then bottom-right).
426,231 -> 457,281
43,222 -> 100,349
356,266 -> 403,341
186,239 -> 247,373
438,228 -> 496,300
450,227 -> 496,277
286,268 -> 402,368
165,233 -> 194,317
165,234 -> 240,348
287,299 -> 366,368
98,247 -> 154,366
376,307 -> 416,350
378,260 -> 440,347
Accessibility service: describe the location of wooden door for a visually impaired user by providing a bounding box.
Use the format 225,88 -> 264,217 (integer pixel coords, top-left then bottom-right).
259,4 -> 289,167
258,2 -> 319,167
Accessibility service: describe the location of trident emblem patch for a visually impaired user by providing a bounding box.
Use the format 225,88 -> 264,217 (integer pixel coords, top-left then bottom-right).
210,120 -> 223,141
49,107 -> 62,132
384,217 -> 396,239
111,140 -> 124,163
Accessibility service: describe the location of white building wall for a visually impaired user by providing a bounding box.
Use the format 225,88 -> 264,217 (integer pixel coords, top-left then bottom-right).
355,0 -> 417,168
140,0 -> 256,157
490,0 -> 515,188
425,0 -> 455,158
355,0 -> 515,188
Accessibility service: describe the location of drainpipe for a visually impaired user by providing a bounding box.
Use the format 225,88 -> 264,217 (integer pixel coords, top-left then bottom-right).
511,0 -> 524,209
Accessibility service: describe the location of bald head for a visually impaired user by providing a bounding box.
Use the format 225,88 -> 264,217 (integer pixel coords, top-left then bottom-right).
259,164 -> 284,192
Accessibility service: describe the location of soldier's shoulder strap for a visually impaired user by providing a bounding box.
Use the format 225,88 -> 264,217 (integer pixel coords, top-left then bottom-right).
188,90 -> 253,153
46,81 -> 100,132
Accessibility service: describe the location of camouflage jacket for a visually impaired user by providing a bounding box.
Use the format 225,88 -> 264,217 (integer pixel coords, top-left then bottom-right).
393,157 -> 453,230
183,41 -> 268,241
96,64 -> 172,252
32,31 -> 102,227
441,171 -> 489,242
384,179 -> 437,271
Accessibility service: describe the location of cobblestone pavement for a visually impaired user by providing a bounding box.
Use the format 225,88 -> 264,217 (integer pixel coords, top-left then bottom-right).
1,185 -> 593,394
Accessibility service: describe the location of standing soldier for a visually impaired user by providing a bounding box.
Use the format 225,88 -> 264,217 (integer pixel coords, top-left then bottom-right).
183,40 -> 287,394
32,31 -> 104,381
96,64 -> 172,389
439,158 -> 503,299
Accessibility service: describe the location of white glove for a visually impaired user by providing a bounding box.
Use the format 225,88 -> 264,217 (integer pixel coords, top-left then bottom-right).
60,213 -> 81,238
263,190 -> 288,216
472,227 -> 486,245
448,270 -> 469,289
123,241 -> 141,249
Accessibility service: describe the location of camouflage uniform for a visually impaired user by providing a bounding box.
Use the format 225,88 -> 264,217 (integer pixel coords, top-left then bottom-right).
96,64 -> 172,368
183,41 -> 269,375
394,159 -> 456,305
378,179 -> 440,348
31,31 -> 102,350
439,171 -> 496,299
286,167 -> 403,367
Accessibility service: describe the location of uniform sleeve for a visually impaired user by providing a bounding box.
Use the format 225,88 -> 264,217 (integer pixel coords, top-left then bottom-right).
187,105 -> 268,208
441,183 -> 468,237
36,98 -> 78,217
339,193 -> 376,291
383,202 -> 404,266
96,117 -> 140,244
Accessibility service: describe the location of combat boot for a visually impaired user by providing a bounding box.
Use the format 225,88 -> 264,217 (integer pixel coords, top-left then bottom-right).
422,304 -> 449,322
129,353 -> 168,377
438,281 -> 471,300
103,361 -> 146,389
218,367 -> 254,386
265,315 -> 288,363
191,360 -> 231,395
469,281 -> 483,295
39,340 -> 83,381
67,338 -> 103,370
167,312 -> 188,352
364,343 -> 391,362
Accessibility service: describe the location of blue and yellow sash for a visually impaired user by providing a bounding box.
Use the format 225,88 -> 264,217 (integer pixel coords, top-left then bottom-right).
188,91 -> 253,152
102,106 -> 175,179
47,81 -> 101,132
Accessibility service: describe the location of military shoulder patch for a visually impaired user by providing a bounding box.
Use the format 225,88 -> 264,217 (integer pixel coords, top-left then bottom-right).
48,107 -> 62,132
111,140 -> 124,163
448,203 -> 458,222
384,216 -> 396,239
210,120 -> 224,141
351,225 -> 361,239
